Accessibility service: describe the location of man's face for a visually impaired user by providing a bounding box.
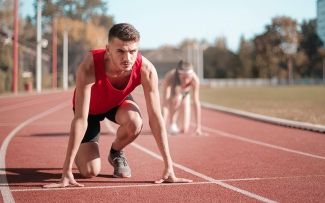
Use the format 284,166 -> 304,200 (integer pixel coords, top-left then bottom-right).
107,38 -> 139,71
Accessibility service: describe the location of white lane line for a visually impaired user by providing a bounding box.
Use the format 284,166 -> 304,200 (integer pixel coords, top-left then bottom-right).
103,121 -> 277,203
198,124 -> 325,160
0,101 -> 71,203
220,174 -> 325,182
131,142 -> 277,203
10,182 -> 213,192
0,96 -> 66,112
9,174 -> 325,192
134,91 -> 325,160
0,121 -> 70,126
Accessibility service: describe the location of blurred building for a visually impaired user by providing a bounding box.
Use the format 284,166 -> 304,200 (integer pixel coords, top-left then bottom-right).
140,47 -> 187,80
0,29 -> 51,85
317,0 -> 325,46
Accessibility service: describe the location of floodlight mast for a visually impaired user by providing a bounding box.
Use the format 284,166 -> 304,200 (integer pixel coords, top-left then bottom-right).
63,27 -> 69,90
52,16 -> 57,89
36,0 -> 42,92
13,0 -> 18,93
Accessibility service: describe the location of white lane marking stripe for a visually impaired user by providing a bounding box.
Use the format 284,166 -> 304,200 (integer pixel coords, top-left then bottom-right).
0,121 -> 70,126
0,96 -> 65,112
103,121 -> 277,203
134,91 -> 325,161
131,142 -> 277,203
198,125 -> 325,160
9,174 -> 325,192
10,182 -> 213,192
0,101 -> 71,203
131,93 -> 275,202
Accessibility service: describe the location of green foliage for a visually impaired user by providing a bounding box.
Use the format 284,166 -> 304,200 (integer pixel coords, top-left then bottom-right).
0,43 -> 13,92
53,0 -> 108,22
0,70 -> 7,93
238,36 -> 253,78
204,46 -> 238,78
0,2 -> 323,95
203,16 -> 323,80
0,0 -> 114,94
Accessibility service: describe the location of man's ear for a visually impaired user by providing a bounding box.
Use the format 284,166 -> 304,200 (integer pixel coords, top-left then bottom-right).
106,44 -> 110,55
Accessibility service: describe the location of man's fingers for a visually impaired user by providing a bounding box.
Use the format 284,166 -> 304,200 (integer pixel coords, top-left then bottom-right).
155,178 -> 193,184
43,181 -> 84,188
154,179 -> 165,184
71,181 -> 84,187
43,183 -> 64,188
175,178 -> 193,183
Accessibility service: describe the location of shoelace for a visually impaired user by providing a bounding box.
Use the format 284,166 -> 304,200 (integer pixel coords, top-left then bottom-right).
113,155 -> 128,167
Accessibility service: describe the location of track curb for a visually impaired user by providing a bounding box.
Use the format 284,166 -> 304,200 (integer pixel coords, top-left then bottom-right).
201,102 -> 325,133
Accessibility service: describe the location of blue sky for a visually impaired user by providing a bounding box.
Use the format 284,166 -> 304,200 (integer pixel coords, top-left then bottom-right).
21,0 -> 316,52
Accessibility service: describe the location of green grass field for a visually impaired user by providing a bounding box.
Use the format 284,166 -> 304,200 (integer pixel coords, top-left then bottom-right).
199,85 -> 325,126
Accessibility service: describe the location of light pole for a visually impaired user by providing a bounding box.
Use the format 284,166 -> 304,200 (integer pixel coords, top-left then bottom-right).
198,43 -> 208,82
323,58 -> 325,84
194,42 -> 208,82
63,27 -> 70,90
52,16 -> 57,89
36,0 -> 42,92
13,0 -> 18,93
287,54 -> 292,85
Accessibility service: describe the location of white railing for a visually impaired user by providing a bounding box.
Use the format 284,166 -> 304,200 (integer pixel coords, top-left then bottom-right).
202,78 -> 324,87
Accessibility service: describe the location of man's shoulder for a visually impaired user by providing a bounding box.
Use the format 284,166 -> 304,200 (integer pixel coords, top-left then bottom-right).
139,55 -> 159,87
140,55 -> 154,71
78,52 -> 95,75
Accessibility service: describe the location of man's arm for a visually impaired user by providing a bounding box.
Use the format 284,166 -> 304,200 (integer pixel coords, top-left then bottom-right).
140,56 -> 192,183
44,52 -> 95,188
161,72 -> 172,125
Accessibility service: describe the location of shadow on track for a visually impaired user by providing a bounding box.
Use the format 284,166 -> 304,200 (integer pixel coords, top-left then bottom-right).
1,168 -> 155,187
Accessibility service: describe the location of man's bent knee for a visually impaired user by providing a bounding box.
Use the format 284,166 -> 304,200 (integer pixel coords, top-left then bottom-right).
127,116 -> 143,138
79,167 -> 100,178
75,142 -> 101,178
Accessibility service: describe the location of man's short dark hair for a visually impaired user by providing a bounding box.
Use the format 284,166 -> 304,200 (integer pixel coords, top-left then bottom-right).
108,23 -> 140,43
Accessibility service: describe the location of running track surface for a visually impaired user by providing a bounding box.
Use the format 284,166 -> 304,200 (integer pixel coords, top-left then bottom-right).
0,90 -> 324,203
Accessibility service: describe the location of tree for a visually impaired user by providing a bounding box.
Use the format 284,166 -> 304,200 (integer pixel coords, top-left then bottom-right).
20,0 -> 115,88
251,16 -> 299,79
238,35 -> 253,78
55,0 -> 108,22
55,17 -> 109,80
252,31 -> 281,78
299,19 -> 324,77
204,37 -> 238,78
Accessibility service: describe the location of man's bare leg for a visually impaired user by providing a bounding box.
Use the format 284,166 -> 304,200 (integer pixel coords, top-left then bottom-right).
75,142 -> 101,178
108,100 -> 142,178
113,100 -> 143,150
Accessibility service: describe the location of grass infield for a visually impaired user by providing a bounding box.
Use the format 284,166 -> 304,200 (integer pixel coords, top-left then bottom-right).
199,85 -> 325,126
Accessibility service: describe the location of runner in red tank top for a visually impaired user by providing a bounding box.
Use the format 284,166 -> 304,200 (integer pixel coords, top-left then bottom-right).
44,23 -> 192,188
72,49 -> 142,115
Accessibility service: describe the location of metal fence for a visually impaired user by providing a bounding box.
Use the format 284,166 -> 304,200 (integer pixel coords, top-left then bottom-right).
202,78 -> 325,87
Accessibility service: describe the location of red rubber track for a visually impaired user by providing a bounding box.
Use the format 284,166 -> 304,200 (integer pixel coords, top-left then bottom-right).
0,90 -> 324,203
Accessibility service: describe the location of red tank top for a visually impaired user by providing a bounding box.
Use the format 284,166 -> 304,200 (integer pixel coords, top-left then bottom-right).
73,49 -> 142,115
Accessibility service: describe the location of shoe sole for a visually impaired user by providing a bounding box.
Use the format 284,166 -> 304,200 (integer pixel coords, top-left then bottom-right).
108,157 -> 131,178
112,173 -> 131,178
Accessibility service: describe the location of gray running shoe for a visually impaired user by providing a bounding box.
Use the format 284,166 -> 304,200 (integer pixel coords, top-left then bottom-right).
108,150 -> 131,178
